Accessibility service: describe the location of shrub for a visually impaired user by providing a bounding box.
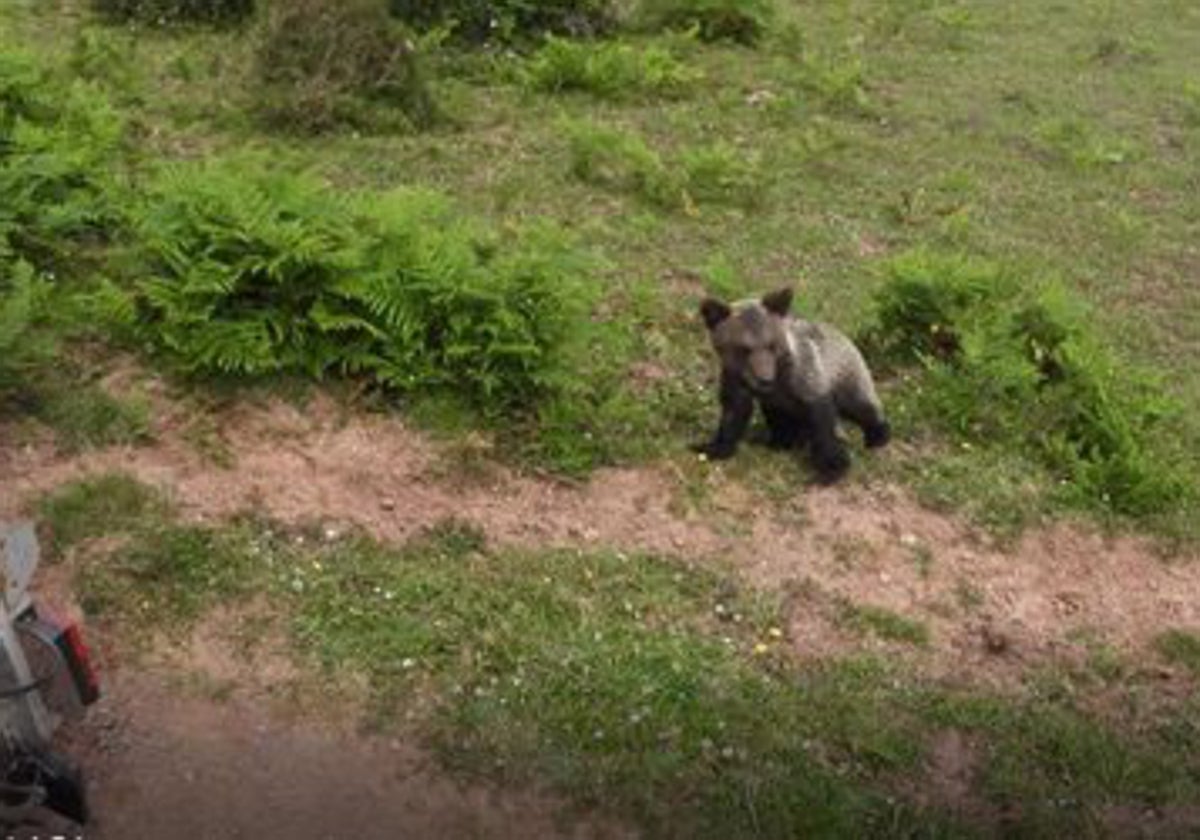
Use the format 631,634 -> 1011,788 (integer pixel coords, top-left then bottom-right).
522,36 -> 697,99
121,158 -> 595,414
91,0 -> 254,26
637,0 -> 774,44
255,0 -> 438,134
865,250 -> 1192,518
389,0 -> 617,43
0,48 -> 123,270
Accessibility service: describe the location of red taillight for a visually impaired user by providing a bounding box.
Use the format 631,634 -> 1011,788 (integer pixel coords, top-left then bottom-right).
57,621 -> 100,707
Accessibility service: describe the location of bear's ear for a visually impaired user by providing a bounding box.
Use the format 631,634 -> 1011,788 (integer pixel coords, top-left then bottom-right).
761,287 -> 794,316
699,298 -> 732,330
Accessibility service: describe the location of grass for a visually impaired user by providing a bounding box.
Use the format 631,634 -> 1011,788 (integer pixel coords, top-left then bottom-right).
37,474 -> 1200,837
26,381 -> 152,452
838,601 -> 931,647
1155,629 -> 1200,678
37,473 -> 167,556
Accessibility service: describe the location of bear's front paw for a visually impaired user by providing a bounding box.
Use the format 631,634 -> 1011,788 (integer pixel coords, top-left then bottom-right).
691,441 -> 736,460
811,445 -> 851,484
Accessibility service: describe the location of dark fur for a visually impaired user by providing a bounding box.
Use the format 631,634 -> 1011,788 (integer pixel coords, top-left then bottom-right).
693,287 -> 889,483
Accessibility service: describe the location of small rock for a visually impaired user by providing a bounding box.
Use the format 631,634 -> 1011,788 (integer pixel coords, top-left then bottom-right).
981,625 -> 1011,655
380,498 -> 396,512
899,533 -> 919,548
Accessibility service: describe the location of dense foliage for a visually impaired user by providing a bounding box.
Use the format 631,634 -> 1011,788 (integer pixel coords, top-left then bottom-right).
120,159 -> 595,414
866,250 -> 1192,517
0,49 -> 122,270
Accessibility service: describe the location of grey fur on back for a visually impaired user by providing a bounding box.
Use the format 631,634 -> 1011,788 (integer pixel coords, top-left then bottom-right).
785,318 -> 882,409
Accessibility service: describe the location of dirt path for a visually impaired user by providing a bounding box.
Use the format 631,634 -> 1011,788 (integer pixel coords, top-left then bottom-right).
4,394 -> 1197,686
57,665 -> 629,840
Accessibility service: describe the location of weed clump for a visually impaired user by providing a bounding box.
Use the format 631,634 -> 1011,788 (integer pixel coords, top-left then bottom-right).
91,0 -> 254,26
255,0 -> 437,134
389,0 -> 617,43
521,36 -> 697,99
565,119 -> 761,210
637,0 -> 774,44
865,249 -> 1193,520
116,158 -> 595,415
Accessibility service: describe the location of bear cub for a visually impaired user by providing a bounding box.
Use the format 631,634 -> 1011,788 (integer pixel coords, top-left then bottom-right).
694,286 -> 890,483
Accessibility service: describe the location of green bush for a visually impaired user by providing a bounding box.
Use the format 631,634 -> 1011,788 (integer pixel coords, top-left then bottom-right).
255,0 -> 438,134
521,36 -> 697,99
637,0 -> 774,44
389,0 -> 617,43
0,48 -> 123,270
865,249 -> 1192,518
121,158 -> 595,414
91,0 -> 254,26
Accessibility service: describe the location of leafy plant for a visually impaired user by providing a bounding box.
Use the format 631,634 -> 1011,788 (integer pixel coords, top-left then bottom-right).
255,0 -> 438,134
865,249 -> 1193,519
637,0 -> 775,44
121,158 -> 597,415
0,48 -> 123,270
521,36 -> 697,99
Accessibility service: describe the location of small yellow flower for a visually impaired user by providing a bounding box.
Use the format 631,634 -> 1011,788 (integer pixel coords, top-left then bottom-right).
753,643 -> 769,656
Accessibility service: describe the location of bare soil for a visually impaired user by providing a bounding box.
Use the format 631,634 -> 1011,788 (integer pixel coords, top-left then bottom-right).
3,390 -> 1199,836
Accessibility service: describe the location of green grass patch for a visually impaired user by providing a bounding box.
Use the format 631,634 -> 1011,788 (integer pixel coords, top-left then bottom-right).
37,473 -> 168,555
24,380 -> 152,453
565,118 -> 762,211
77,520 -> 263,625
838,601 -> 931,647
1155,630 -> 1200,678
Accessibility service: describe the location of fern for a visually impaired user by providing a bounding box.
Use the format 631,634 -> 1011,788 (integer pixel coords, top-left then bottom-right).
0,47 -> 123,271
0,258 -> 52,393
123,158 -> 596,414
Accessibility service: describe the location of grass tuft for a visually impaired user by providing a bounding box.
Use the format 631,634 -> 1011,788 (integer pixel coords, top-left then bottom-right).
37,473 -> 168,556
1155,630 -> 1200,678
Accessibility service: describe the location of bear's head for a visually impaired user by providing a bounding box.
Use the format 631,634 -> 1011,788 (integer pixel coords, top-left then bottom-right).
699,287 -> 794,393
